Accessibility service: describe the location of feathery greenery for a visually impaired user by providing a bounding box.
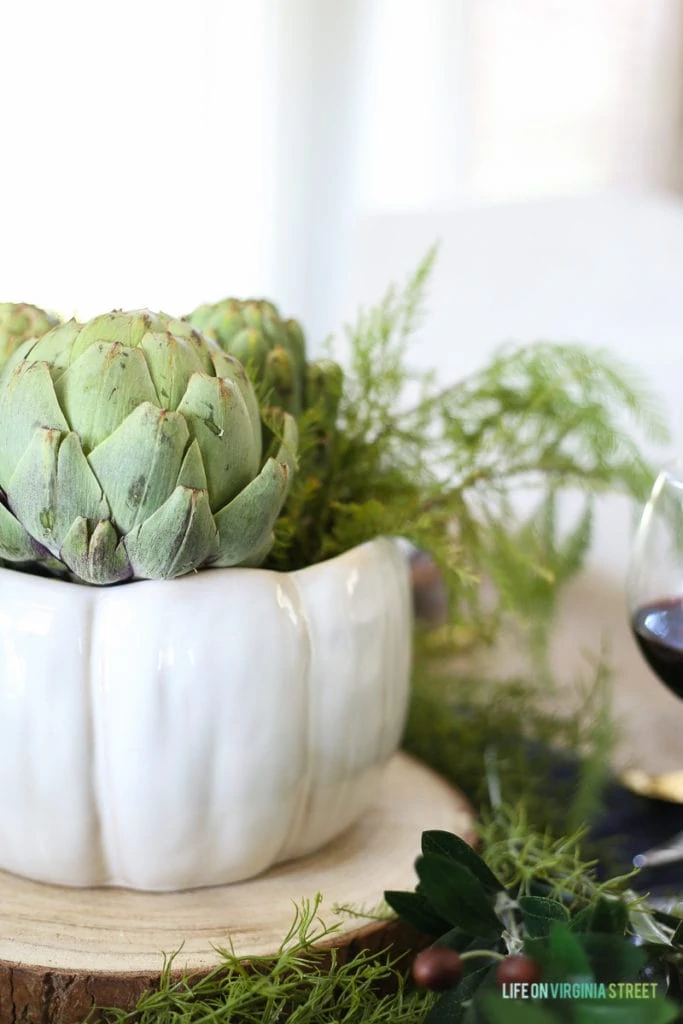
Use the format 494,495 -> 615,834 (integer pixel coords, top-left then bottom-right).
403,649 -> 618,838
265,247 -> 667,653
478,805 -> 638,904
88,896 -> 434,1024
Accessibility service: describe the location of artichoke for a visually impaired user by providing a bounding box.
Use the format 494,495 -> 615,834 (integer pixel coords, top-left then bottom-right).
0,310 -> 297,585
185,298 -> 343,423
0,302 -> 59,371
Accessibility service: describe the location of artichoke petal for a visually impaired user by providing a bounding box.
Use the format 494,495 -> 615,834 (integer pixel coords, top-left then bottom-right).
176,438 -> 208,491
264,346 -> 301,416
88,403 -> 191,533
306,359 -> 344,419
53,341 -> 158,452
19,319 -> 82,376
125,485 -> 219,580
139,328 -> 212,409
209,349 -> 262,453
212,414 -> 297,568
0,361 -> 70,489
225,326 -> 267,375
273,410 -> 298,492
68,310 -> 165,361
284,319 -> 307,382
0,501 -> 48,562
176,373 -> 260,510
60,518 -> 133,585
236,535 -> 278,569
0,302 -> 60,374
7,429 -> 110,557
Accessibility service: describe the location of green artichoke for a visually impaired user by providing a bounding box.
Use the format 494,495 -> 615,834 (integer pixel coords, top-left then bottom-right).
0,302 -> 60,371
0,310 -> 297,585
185,298 -> 343,422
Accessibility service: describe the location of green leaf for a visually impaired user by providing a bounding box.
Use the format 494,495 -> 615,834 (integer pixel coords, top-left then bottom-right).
588,898 -> 629,936
383,889 -> 451,935
425,967 -> 491,1024
549,922 -> 594,980
574,934 -> 645,984
124,485 -> 218,579
477,994 -> 556,1024
650,908 -> 683,931
525,922 -> 593,982
87,403 -> 191,532
61,517 -> 133,585
176,371 -> 260,509
212,456 -> 290,567
519,896 -> 569,939
571,907 -> 596,934
434,927 -> 481,952
571,997 -> 679,1024
416,853 -> 503,938
54,340 -> 159,453
8,428 -> 110,558
422,830 -> 504,893
0,500 -> 47,562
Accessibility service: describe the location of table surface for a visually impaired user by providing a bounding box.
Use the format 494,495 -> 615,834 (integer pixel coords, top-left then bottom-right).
343,191 -> 683,774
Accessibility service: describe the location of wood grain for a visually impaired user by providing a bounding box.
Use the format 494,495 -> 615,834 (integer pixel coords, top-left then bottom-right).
0,753 -> 474,1023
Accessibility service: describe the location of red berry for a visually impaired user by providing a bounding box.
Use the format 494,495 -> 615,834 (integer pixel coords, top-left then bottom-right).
496,955 -> 542,988
412,946 -> 463,990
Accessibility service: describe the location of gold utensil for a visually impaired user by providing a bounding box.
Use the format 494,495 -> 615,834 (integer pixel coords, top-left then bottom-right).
621,768 -> 683,803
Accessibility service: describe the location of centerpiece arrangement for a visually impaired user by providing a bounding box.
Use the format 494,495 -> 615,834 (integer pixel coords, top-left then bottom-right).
0,253 -> 673,1022
0,304 -> 411,891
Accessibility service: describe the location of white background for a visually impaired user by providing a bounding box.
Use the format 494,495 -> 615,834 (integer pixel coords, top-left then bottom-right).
0,1 -> 681,338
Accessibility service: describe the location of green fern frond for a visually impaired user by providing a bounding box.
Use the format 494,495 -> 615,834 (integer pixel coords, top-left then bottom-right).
265,250 -> 667,656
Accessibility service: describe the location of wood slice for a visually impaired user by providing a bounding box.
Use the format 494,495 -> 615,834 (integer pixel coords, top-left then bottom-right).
0,753 -> 475,1023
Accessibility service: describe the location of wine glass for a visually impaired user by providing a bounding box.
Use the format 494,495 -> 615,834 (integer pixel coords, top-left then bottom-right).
627,458 -> 683,868
628,460 -> 683,699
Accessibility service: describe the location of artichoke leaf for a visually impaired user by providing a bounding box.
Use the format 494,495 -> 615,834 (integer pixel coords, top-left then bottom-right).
0,303 -> 59,373
0,361 -> 70,490
7,429 -> 109,558
0,502 -> 49,562
60,517 -> 133,585
0,336 -> 51,384
53,341 -> 158,453
264,347 -> 302,415
306,359 -> 344,421
236,535 -> 277,568
161,316 -> 216,372
139,329 -> 210,410
67,310 -> 168,361
21,319 -> 82,375
87,403 -> 191,533
176,373 -> 260,510
284,318 -> 307,382
274,411 -> 299,493
124,485 -> 219,580
209,349 -> 262,448
212,456 -> 290,567
176,438 -> 208,491
223,326 -> 267,374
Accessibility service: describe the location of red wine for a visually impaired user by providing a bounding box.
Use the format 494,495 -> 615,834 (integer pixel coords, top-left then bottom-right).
632,598 -> 683,699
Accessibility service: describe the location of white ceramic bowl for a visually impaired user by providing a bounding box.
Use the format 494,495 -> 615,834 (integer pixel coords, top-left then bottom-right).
0,538 -> 412,891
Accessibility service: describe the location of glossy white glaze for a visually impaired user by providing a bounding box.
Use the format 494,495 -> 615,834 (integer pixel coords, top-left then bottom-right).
0,538 -> 412,890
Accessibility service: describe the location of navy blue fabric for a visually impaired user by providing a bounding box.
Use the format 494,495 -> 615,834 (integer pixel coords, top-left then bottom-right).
548,752 -> 683,897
